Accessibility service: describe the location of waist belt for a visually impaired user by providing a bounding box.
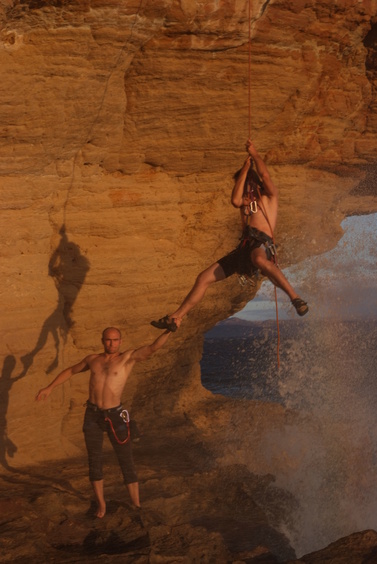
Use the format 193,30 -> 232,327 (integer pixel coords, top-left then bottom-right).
85,400 -> 123,414
243,226 -> 273,245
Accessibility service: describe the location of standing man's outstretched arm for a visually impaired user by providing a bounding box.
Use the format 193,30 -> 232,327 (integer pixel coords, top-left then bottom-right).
35,358 -> 90,401
130,330 -> 172,362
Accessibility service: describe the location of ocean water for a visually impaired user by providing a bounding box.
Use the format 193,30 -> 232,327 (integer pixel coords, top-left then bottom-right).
200,318 -> 377,556
201,319 -> 377,410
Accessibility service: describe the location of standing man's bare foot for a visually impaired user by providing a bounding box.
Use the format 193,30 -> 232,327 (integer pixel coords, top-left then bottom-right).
91,480 -> 106,518
95,501 -> 106,518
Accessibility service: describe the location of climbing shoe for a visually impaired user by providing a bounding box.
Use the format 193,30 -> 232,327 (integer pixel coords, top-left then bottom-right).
291,298 -> 309,317
150,315 -> 179,332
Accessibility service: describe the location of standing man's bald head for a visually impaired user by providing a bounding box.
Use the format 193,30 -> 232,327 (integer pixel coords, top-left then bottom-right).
101,327 -> 122,354
102,327 -> 122,340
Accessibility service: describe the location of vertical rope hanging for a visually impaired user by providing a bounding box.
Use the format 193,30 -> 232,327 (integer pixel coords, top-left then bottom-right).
247,0 -> 280,368
248,0 -> 252,138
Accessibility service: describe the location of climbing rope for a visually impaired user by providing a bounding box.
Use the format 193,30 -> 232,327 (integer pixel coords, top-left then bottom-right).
248,0 -> 252,138
254,183 -> 281,368
247,0 -> 281,367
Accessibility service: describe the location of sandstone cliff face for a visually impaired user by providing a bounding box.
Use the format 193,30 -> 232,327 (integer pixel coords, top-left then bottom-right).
1,0 -> 377,560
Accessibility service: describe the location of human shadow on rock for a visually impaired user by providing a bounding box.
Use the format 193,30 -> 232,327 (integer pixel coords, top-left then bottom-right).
0,355 -> 25,471
19,225 -> 90,378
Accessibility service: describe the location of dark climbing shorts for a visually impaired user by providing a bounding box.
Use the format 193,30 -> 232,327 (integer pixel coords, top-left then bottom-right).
217,226 -> 274,278
82,401 -> 137,484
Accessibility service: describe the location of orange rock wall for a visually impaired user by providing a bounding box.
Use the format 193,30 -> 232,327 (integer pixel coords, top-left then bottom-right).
1,0 -> 377,465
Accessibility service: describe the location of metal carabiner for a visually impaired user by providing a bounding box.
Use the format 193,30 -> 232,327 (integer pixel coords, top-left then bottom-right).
120,409 -> 130,423
238,273 -> 258,288
250,200 -> 258,213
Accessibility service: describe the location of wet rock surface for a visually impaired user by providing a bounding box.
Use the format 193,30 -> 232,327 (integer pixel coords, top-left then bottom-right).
0,437 -> 293,563
2,430 -> 377,563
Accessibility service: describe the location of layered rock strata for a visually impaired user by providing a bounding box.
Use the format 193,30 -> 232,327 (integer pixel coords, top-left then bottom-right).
1,0 -> 377,560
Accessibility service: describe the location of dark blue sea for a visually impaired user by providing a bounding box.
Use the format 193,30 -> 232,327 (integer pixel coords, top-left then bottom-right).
200,317 -> 377,413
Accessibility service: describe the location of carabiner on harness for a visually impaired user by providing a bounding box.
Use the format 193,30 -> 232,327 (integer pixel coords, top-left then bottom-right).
264,241 -> 277,257
120,409 -> 130,423
105,409 -> 131,445
238,273 -> 258,288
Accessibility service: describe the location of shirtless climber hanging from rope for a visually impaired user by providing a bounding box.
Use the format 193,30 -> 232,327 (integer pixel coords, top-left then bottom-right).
151,139 -> 309,333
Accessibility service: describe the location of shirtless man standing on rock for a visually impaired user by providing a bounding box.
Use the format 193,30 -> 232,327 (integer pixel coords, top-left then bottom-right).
151,139 -> 308,332
36,327 -> 171,518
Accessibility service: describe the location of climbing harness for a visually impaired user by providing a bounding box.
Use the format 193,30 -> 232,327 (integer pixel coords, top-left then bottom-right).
237,227 -> 275,287
84,401 -> 132,445
105,409 -> 131,445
